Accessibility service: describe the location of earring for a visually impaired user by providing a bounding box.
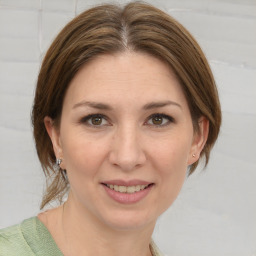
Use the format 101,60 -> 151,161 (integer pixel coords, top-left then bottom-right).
56,158 -> 62,166
192,153 -> 196,158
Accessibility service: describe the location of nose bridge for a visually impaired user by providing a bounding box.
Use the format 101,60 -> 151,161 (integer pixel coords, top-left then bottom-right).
109,122 -> 146,171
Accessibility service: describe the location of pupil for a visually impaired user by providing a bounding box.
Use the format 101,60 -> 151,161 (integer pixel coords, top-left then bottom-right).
153,116 -> 162,125
92,116 -> 102,125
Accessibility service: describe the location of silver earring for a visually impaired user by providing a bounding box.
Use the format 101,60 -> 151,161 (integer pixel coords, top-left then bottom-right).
192,153 -> 196,158
56,158 -> 62,166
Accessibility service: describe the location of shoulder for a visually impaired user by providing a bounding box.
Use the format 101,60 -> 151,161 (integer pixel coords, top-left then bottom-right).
150,240 -> 165,256
0,217 -> 35,256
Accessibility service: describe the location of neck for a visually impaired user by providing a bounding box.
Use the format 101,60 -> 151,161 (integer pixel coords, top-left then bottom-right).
58,193 -> 155,256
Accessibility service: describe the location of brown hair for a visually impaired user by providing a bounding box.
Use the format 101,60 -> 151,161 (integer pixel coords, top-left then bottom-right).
32,2 -> 221,209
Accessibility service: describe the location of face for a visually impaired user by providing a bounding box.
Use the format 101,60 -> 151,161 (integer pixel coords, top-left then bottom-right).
45,52 -> 208,231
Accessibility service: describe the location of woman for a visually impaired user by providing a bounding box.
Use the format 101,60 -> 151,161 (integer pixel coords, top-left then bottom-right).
0,2 -> 221,255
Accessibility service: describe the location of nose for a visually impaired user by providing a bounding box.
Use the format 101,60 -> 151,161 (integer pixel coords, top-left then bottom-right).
108,125 -> 146,171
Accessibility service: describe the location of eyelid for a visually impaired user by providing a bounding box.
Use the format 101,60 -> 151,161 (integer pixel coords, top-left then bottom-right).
145,113 -> 174,126
79,113 -> 174,127
79,113 -> 111,126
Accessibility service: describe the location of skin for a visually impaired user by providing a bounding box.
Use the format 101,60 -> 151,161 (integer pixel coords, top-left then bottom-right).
41,51 -> 208,256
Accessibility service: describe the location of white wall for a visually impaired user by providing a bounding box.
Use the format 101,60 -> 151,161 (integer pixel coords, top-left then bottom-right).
0,0 -> 255,255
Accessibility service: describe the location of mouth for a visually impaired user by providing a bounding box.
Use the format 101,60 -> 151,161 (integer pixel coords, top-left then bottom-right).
102,183 -> 153,194
101,180 -> 154,204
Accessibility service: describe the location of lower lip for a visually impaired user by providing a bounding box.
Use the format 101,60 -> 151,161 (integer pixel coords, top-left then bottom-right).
102,184 -> 153,204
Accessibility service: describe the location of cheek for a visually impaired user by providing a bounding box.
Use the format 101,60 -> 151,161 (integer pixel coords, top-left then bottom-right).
60,133 -> 111,201
60,132 -> 108,176
151,136 -> 191,172
156,145 -> 188,187
151,137 -> 190,204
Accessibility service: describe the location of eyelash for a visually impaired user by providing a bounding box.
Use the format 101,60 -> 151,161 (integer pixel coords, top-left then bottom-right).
145,113 -> 174,127
79,114 -> 109,127
79,113 -> 174,127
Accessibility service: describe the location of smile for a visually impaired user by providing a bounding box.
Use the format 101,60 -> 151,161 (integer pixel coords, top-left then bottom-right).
105,184 -> 150,194
101,180 -> 154,204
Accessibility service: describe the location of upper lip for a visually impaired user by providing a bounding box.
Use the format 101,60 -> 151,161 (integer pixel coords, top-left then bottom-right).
101,179 -> 153,186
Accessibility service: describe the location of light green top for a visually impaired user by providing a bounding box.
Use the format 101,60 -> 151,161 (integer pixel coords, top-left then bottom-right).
0,217 -> 163,256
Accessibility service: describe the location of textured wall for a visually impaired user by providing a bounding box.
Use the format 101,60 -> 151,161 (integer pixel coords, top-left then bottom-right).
0,0 -> 255,255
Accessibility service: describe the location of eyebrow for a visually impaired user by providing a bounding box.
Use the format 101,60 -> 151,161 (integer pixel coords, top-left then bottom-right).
73,101 -> 113,110
72,100 -> 181,110
142,100 -> 182,110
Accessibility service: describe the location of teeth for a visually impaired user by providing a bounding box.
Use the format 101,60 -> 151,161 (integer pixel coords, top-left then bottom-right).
119,186 -> 127,193
106,184 -> 149,193
127,186 -> 135,193
135,185 -> 141,192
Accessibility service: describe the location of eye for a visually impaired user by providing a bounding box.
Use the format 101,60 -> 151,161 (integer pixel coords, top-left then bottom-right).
80,114 -> 110,127
146,113 -> 174,126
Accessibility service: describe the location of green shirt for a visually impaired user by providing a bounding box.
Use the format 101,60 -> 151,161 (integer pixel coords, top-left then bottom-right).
0,217 -> 163,255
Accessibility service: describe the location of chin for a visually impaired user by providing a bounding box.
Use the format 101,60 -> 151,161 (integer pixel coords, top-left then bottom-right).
99,208 -> 157,232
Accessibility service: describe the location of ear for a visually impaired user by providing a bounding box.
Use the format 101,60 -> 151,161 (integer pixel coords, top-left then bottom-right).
44,116 -> 63,164
187,116 -> 209,165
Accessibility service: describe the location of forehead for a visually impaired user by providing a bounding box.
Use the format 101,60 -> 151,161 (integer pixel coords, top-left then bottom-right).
63,52 -> 188,109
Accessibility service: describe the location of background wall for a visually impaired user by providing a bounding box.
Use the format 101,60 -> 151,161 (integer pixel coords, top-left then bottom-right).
0,0 -> 255,255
